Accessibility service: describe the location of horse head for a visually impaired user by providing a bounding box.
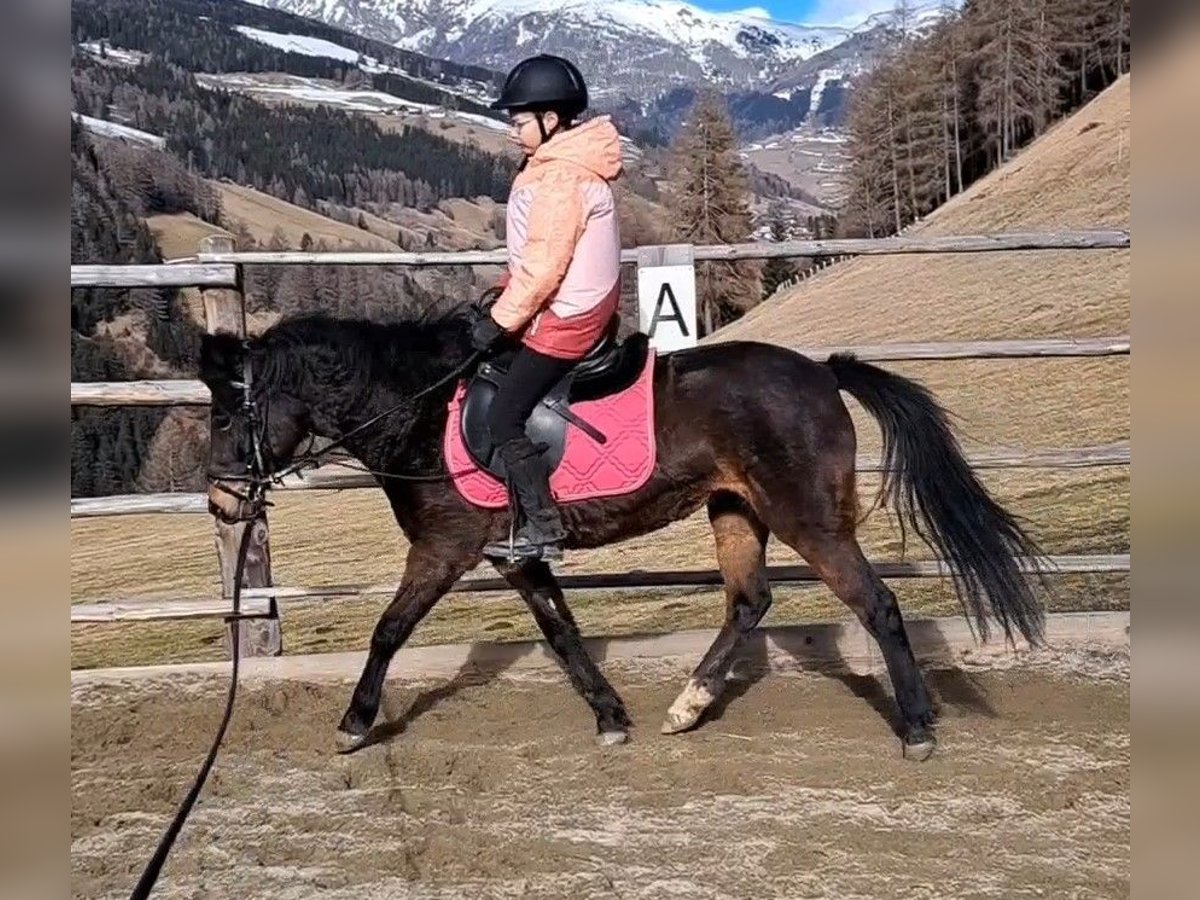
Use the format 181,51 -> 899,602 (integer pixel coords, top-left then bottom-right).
198,331 -> 312,522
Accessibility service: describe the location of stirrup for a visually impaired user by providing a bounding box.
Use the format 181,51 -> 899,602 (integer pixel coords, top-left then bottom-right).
482,536 -> 563,563
482,504 -> 565,562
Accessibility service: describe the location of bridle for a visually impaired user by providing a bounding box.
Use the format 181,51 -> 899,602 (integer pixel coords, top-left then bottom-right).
204,342 -> 275,523
204,339 -> 489,517
131,336 -> 484,899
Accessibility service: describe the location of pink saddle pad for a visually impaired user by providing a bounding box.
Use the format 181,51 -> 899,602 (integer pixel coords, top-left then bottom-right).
445,350 -> 657,509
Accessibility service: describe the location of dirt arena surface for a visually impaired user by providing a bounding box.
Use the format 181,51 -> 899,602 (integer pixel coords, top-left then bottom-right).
72,648 -> 1128,899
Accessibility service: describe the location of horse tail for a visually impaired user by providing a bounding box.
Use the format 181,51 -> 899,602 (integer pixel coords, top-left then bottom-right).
825,352 -> 1048,646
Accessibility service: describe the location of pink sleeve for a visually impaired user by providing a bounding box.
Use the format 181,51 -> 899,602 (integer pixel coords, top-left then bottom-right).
490,166 -> 585,332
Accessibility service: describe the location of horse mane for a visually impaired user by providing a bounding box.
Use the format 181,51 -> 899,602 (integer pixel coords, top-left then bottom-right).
251,308 -> 474,401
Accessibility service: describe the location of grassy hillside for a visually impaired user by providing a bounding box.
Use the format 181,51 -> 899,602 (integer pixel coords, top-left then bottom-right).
213,182 -> 404,252
70,75 -> 1131,670
716,74 -> 1129,457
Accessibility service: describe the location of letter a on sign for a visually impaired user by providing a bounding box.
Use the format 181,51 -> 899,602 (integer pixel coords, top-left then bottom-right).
636,244 -> 697,352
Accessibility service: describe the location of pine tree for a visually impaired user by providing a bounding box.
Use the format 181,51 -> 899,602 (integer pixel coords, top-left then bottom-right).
839,0 -> 1129,237
971,0 -> 1042,164
929,7 -> 968,198
1104,0 -> 1131,78
664,90 -> 761,335
760,200 -> 796,298
842,69 -> 894,237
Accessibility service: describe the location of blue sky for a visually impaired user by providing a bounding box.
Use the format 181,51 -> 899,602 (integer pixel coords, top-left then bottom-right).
691,1 -> 900,28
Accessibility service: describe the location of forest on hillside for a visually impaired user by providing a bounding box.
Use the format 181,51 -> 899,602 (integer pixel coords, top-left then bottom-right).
69,114 -> 489,498
840,0 -> 1130,237
71,54 -> 513,211
70,117 -> 207,498
71,0 -> 504,115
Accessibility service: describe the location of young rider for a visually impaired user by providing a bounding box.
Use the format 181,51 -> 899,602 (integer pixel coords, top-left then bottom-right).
470,54 -> 624,562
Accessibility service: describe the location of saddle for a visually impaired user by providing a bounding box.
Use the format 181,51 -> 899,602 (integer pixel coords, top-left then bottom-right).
460,328 -> 652,481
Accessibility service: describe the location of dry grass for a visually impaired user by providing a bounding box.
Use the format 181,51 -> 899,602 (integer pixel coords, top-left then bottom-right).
380,196 -> 505,253
152,182 -> 402,256
213,182 -> 403,251
145,211 -> 231,260
741,132 -> 850,209
72,76 -> 1131,670
369,111 -> 516,158
71,466 -> 1128,669
150,180 -> 502,259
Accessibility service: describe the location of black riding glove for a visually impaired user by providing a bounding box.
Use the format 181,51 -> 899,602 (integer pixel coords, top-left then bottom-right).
470,315 -> 506,352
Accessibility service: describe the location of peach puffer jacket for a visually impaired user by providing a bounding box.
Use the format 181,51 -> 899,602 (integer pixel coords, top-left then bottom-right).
490,115 -> 624,359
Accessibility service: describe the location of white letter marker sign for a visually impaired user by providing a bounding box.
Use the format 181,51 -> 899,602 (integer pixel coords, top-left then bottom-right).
636,244 -> 697,352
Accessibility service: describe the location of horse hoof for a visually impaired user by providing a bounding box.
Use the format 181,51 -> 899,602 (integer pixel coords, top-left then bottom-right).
596,730 -> 628,747
902,738 -> 937,762
660,709 -> 702,734
661,681 -> 713,734
335,728 -> 367,754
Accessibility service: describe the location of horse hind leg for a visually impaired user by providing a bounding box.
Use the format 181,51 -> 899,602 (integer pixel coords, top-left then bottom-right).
788,530 -> 938,761
750,401 -> 937,760
662,491 -> 772,734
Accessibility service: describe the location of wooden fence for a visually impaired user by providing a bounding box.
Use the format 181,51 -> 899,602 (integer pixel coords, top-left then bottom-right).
70,229 -> 1131,657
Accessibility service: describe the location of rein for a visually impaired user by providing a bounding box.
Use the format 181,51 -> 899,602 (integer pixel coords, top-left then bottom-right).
265,348 -> 484,486
129,345 -> 273,900
129,342 -> 483,898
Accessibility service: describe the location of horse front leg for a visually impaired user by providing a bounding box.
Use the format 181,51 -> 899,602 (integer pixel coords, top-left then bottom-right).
336,541 -> 478,750
496,558 -> 633,745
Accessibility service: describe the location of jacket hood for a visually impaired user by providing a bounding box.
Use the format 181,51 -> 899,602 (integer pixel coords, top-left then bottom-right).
532,115 -> 623,181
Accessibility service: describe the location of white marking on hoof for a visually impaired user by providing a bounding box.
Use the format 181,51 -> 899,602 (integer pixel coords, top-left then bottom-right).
335,728 -> 366,754
661,680 -> 715,734
903,739 -> 937,762
596,730 -> 628,747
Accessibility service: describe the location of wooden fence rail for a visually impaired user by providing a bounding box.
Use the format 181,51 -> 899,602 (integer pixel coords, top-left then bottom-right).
69,335 -> 1131,407
789,336 -> 1131,362
67,230 -> 1131,290
69,442 -> 1130,518
71,380 -> 213,406
70,553 -> 1130,623
71,263 -> 238,289
186,230 -> 1129,268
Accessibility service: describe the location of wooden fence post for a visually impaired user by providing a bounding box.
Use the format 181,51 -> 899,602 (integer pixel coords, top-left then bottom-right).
200,234 -> 282,658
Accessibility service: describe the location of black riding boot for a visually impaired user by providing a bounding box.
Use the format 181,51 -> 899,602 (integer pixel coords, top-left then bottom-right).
483,437 -> 568,562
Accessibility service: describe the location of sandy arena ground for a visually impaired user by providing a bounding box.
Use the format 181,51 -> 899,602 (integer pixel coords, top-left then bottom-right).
72,647 -> 1128,899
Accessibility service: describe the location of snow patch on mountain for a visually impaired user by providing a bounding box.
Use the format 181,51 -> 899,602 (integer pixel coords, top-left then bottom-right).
808,66 -> 848,116
234,25 -> 363,63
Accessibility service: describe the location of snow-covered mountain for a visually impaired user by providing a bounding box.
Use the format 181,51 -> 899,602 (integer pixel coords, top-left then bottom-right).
226,0 -> 953,204
244,0 -> 948,104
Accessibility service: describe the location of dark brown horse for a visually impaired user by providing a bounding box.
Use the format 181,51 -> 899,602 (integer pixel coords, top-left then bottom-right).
200,310 -> 1047,761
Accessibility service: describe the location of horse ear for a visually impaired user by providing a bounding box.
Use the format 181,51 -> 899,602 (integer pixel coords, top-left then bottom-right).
198,331 -> 243,385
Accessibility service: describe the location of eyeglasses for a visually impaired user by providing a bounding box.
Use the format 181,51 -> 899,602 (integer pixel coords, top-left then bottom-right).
509,117 -> 537,131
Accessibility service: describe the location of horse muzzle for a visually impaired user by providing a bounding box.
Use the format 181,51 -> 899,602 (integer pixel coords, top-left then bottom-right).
206,478 -> 262,524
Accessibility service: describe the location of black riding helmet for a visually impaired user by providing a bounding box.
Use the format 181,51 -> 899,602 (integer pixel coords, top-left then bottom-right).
490,54 -> 588,142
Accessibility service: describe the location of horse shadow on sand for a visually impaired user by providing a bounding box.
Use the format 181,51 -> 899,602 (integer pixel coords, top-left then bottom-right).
342,619 -> 999,753
338,637 -> 541,754
701,621 -> 1000,739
